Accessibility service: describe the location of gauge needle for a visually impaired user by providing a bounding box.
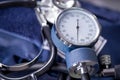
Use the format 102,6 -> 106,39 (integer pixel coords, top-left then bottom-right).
76,19 -> 80,42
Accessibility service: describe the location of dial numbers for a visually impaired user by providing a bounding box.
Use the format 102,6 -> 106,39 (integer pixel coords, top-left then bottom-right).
56,8 -> 100,46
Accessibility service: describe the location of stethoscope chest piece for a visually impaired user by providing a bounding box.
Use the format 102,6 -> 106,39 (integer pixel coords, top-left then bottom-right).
39,0 -> 81,24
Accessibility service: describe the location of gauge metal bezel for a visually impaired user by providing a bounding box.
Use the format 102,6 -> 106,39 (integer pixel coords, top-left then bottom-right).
52,0 -> 76,9
55,7 -> 101,46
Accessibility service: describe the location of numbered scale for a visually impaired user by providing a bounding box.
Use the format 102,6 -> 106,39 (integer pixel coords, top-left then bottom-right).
51,7 -> 102,78
55,8 -> 101,46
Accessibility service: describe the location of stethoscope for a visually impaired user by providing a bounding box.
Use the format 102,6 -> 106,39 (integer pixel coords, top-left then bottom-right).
0,0 -> 80,80
1,0 -> 117,80
0,0 -> 56,80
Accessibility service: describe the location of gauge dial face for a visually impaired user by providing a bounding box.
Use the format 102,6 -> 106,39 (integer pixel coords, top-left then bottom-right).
55,8 -> 101,46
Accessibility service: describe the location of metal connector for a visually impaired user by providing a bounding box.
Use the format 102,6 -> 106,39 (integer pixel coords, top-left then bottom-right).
100,55 -> 111,69
35,7 -> 48,27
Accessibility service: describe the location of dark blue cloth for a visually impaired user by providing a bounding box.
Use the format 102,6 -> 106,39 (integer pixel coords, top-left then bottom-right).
0,1 -> 120,80
81,1 -> 120,66
0,29 -> 40,65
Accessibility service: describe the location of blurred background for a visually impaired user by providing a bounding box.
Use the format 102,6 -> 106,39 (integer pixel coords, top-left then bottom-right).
81,0 -> 120,12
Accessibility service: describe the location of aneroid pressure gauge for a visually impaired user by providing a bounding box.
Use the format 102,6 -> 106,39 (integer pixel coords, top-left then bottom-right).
51,7 -> 101,78
55,8 -> 101,46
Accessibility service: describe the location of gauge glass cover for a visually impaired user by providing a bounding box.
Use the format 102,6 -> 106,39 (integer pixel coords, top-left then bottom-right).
55,8 -> 101,46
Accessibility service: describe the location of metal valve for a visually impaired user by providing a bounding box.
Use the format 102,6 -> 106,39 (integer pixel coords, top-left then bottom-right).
100,54 -> 111,69
66,48 -> 99,79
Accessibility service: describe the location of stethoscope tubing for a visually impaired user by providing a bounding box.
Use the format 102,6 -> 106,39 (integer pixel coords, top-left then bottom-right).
0,0 -> 56,79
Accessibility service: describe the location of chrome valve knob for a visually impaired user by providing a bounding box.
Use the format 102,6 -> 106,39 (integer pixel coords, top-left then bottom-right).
100,55 -> 111,69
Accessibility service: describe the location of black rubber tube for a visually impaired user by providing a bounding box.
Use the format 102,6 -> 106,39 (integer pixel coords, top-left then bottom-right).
81,73 -> 90,80
0,0 -> 36,8
0,26 -> 56,80
34,26 -> 57,77
2,63 -> 67,75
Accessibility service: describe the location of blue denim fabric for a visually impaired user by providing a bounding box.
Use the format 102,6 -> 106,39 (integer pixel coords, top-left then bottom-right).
0,1 -> 120,80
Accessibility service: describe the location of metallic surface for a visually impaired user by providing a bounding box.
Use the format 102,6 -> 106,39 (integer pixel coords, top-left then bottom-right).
66,48 -> 98,78
102,68 -> 115,77
100,55 -> 111,69
94,36 -> 107,55
52,0 -> 75,9
76,63 -> 88,74
30,74 -> 37,80
35,7 -> 48,27
37,0 -> 80,23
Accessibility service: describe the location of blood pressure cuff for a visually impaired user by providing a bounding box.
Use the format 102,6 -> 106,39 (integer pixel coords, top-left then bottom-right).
0,1 -> 120,80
